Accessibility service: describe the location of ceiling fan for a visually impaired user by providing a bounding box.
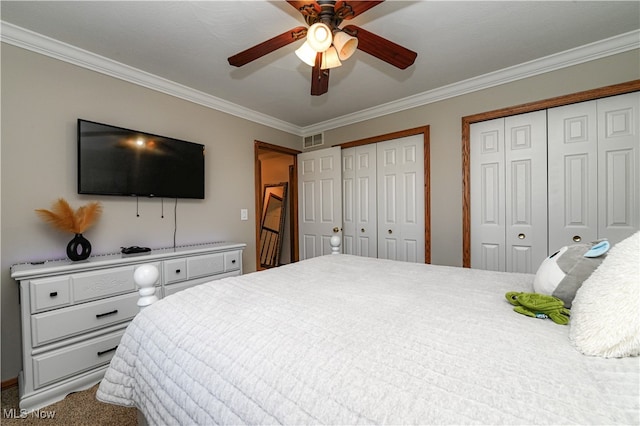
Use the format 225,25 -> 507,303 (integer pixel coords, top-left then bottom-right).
227,0 -> 417,96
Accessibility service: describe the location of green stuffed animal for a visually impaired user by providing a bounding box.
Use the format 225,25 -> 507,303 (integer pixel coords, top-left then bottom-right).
505,292 -> 571,325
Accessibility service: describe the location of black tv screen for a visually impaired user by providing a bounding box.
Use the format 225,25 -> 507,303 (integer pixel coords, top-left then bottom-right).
78,119 -> 205,199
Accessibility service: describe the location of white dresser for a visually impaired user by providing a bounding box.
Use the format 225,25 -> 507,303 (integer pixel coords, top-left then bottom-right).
11,242 -> 246,412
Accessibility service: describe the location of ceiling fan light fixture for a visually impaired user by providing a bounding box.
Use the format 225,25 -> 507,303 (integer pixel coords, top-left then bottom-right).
226,1 -> 412,96
307,22 -> 332,52
295,41 -> 317,67
332,30 -> 358,60
321,46 -> 342,69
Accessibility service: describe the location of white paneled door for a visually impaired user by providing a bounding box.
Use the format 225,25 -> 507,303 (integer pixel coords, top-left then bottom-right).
473,92 -> 639,272
504,111 -> 548,273
298,147 -> 342,260
342,144 -> 378,257
470,118 -> 506,271
376,135 -> 425,263
548,100 -> 599,251
548,92 -> 640,250
471,111 -> 547,273
597,92 -> 640,245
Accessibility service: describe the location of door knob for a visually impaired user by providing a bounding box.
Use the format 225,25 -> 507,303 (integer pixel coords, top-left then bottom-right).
518,233 -> 525,239
573,235 -> 581,242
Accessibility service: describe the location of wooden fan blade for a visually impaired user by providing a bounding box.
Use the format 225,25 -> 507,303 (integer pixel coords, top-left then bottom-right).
286,1 -> 321,18
343,24 -> 417,70
228,26 -> 307,67
311,52 -> 329,96
335,1 -> 384,20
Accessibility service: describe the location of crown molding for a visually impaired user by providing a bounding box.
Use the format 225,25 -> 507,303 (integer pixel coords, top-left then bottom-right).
301,29 -> 640,135
0,21 -> 301,135
2,21 -> 638,137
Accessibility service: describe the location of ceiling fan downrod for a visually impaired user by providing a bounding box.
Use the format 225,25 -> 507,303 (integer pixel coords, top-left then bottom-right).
304,0 -> 344,31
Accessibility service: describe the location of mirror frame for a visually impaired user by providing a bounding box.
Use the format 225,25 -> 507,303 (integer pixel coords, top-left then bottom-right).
259,183 -> 288,268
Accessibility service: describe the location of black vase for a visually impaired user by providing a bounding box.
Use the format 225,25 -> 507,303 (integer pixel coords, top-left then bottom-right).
67,233 -> 92,261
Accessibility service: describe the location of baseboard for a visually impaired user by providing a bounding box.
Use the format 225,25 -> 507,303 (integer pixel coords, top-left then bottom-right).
2,377 -> 18,390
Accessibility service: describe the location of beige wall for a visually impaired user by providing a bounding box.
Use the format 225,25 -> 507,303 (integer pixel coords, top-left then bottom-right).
325,50 -> 640,267
2,42 -> 638,382
0,44 -> 301,380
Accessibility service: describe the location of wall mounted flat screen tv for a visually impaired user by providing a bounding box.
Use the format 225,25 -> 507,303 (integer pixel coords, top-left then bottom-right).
78,119 -> 205,199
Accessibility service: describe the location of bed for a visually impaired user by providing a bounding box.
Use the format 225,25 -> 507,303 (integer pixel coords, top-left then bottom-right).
97,235 -> 639,425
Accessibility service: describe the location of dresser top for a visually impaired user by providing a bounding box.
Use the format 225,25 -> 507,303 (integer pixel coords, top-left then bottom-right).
11,241 -> 246,280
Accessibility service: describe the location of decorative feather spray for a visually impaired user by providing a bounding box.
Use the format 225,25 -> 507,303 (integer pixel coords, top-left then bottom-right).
35,198 -> 102,234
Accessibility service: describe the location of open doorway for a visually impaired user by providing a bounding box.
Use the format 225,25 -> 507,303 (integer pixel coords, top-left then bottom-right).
254,141 -> 300,270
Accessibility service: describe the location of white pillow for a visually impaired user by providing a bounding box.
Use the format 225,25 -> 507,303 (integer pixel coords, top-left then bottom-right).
569,231 -> 640,358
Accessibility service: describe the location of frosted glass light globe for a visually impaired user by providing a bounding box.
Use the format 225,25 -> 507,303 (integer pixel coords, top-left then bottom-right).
307,23 -> 332,52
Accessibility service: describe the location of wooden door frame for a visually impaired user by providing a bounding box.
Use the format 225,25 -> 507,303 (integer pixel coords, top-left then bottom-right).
255,141 -> 301,270
338,126 -> 431,264
461,80 -> 640,267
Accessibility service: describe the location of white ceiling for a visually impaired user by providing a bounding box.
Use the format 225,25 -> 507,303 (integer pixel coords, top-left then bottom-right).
2,1 -> 639,134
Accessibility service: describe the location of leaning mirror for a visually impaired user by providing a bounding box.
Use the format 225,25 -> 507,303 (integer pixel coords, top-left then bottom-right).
259,183 -> 288,268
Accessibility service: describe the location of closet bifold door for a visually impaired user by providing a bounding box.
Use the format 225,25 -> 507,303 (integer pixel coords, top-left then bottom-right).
504,112 -> 548,273
376,135 -> 425,263
342,145 -> 378,257
597,92 -> 640,245
470,118 -> 506,271
548,101 -> 599,252
470,111 -> 547,273
548,92 -> 639,250
298,147 -> 343,259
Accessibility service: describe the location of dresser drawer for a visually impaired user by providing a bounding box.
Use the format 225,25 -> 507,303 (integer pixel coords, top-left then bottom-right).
72,266 -> 136,302
31,276 -> 71,313
224,250 -> 241,271
32,329 -> 125,389
187,253 -> 224,279
164,258 -> 187,284
31,291 -> 143,347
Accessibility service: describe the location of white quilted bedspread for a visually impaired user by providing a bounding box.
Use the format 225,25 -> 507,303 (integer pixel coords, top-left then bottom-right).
97,254 -> 639,425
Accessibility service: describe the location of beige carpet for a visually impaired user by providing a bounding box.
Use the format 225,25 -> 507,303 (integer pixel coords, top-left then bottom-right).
1,383 -> 136,425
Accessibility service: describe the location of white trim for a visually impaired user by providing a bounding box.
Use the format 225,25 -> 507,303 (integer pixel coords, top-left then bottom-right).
302,30 -> 640,135
2,21 -> 638,136
0,22 -> 300,135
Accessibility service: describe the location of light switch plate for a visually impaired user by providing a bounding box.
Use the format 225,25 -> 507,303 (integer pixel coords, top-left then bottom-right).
240,209 -> 248,221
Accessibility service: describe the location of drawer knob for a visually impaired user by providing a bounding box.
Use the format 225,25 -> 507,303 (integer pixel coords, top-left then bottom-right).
49,291 -> 58,298
232,259 -> 236,264
96,309 -> 119,319
97,346 -> 118,357
175,269 -> 181,274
